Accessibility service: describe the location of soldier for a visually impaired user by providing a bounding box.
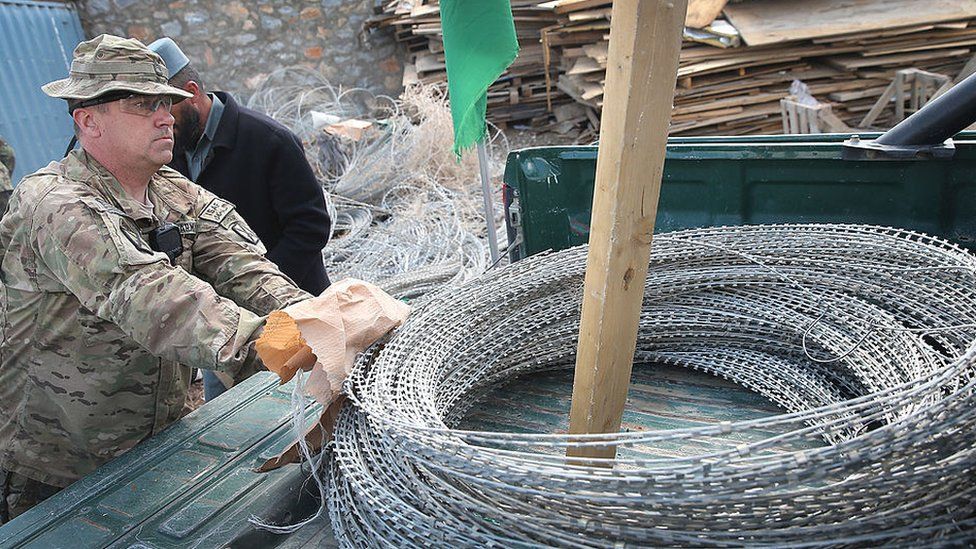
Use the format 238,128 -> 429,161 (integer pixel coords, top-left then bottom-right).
0,35 -> 312,522
0,137 -> 14,213
148,37 -> 333,402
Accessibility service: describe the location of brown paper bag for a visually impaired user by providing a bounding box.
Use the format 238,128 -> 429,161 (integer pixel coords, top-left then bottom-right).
255,279 -> 409,471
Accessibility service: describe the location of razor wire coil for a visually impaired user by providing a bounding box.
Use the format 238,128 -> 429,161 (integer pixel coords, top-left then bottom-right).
327,224 -> 976,547
246,70 -> 506,293
245,71 -> 976,547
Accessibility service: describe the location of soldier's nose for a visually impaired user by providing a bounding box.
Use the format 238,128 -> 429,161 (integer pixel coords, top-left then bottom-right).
156,109 -> 175,128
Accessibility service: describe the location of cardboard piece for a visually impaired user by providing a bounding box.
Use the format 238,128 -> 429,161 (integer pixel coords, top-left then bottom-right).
325,119 -> 374,141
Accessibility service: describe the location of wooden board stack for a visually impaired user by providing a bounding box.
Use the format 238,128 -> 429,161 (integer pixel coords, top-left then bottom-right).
369,0 -> 976,136
368,1 -> 570,131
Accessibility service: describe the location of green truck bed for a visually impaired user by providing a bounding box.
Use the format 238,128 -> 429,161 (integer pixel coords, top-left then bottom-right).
0,373 -> 335,548
503,132 -> 976,261
4,131 -> 975,547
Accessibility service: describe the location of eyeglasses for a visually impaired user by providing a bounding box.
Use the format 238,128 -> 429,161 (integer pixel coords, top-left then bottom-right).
118,94 -> 173,117
71,92 -> 173,116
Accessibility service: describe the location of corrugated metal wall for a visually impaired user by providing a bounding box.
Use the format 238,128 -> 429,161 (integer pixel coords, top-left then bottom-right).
0,0 -> 85,184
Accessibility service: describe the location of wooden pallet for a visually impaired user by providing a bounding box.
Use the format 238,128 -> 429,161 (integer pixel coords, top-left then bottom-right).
860,68 -> 952,128
780,97 -> 850,134
369,0 -> 976,136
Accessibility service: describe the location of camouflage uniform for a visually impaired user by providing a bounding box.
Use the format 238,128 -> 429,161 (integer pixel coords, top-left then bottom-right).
0,137 -> 13,214
0,35 -> 310,518
1,470 -> 59,523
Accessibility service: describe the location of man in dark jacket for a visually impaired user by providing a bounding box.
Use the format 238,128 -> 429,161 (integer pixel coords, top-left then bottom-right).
149,38 -> 332,400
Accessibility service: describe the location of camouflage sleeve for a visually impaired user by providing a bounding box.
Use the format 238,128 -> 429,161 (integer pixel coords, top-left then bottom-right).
0,161 -> 10,189
31,189 -> 264,374
0,137 -> 14,175
0,163 -> 11,215
191,194 -> 311,315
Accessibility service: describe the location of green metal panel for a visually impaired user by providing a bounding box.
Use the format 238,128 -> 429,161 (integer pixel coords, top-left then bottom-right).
503,132 -> 976,261
0,373 -> 335,548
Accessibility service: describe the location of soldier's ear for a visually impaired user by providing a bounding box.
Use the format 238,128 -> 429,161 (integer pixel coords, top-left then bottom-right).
72,108 -> 102,139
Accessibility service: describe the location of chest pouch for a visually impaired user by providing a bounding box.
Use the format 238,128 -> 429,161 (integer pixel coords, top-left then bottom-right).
148,222 -> 184,265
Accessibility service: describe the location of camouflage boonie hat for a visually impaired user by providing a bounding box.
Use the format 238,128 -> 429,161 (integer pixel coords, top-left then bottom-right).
42,34 -> 192,102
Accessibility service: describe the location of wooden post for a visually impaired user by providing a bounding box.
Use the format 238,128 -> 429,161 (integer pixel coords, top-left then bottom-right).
567,0 -> 688,462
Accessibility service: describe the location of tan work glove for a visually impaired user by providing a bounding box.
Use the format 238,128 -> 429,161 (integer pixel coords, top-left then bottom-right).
254,278 -> 410,471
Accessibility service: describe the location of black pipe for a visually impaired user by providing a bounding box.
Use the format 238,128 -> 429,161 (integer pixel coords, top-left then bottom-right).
876,71 -> 976,147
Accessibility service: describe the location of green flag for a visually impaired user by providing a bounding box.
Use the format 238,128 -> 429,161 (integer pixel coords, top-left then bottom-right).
439,0 -> 519,156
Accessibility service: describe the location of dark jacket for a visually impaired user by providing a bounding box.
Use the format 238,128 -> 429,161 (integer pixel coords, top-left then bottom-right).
171,92 -> 331,295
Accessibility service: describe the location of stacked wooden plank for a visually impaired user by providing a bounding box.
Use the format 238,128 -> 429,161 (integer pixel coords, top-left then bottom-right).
370,0 -> 976,136
368,0 -> 570,130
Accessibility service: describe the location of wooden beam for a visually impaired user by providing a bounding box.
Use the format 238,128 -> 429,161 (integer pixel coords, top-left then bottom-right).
567,0 -> 688,462
860,79 -> 898,127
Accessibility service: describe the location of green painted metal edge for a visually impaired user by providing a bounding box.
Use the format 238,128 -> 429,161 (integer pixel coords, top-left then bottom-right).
0,372 -> 334,548
503,132 -> 976,261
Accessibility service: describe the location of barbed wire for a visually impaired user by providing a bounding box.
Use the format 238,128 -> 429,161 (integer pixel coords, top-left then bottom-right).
328,224 -> 976,547
246,70 -> 509,292
246,71 -> 976,547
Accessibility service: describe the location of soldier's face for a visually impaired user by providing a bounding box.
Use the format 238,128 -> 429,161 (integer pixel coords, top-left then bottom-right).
97,100 -> 176,169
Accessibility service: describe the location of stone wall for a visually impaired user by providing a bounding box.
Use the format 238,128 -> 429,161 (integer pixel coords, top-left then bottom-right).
75,0 -> 404,99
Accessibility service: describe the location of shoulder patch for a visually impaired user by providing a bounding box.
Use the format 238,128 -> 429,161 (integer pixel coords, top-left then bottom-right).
231,221 -> 260,245
199,198 -> 235,224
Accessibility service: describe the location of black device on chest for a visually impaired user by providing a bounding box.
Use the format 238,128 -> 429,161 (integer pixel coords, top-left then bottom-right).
148,222 -> 184,264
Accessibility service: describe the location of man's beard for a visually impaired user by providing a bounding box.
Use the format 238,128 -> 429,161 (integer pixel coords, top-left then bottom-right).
173,105 -> 203,158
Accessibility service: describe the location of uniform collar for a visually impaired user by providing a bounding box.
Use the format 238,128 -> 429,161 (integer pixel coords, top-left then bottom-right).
66,150 -> 191,226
